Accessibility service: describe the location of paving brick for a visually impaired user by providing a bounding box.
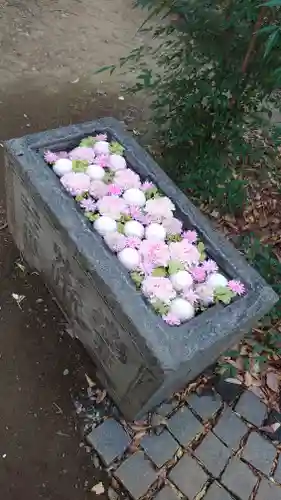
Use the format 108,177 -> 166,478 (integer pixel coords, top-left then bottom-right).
263,410 -> 281,444
215,377 -> 244,404
186,393 -> 222,421
141,430 -> 179,468
274,456 -> 281,484
154,485 -> 180,500
86,419 -> 131,465
222,458 -> 257,500
203,482 -> 234,500
213,407 -> 248,450
168,406 -> 204,447
169,453 -> 209,499
256,479 -> 281,500
115,451 -> 157,500
235,391 -> 267,427
194,432 -> 231,477
242,432 -> 276,475
157,400 -> 178,417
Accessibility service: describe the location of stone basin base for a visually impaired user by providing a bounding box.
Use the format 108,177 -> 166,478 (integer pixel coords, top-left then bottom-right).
4,118 -> 277,420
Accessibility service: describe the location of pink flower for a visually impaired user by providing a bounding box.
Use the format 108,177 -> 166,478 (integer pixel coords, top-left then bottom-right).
228,280 -> 246,296
191,266 -> 206,283
89,180 -> 108,199
97,195 -> 128,220
163,312 -> 181,326
114,169 -> 141,190
95,133 -> 107,141
60,172 -> 90,196
142,276 -> 176,304
130,206 -> 150,225
126,237 -> 141,249
145,197 -> 175,222
139,240 -> 170,267
69,147 -> 95,162
182,289 -> 199,305
56,151 -> 69,159
162,217 -> 183,235
44,150 -> 58,164
182,230 -> 198,243
141,181 -> 155,191
196,284 -> 214,306
201,259 -> 218,274
80,198 -> 96,211
107,184 -> 123,196
94,154 -> 109,168
169,241 -> 200,266
104,232 -> 126,252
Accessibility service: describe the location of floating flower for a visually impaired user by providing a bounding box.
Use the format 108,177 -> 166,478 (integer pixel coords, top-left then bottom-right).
169,240 -> 200,266
107,184 -> 123,196
141,181 -> 155,191
142,276 -> 176,304
94,141 -> 110,156
191,266 -> 206,283
130,206 -> 150,225
182,230 -> 198,243
228,280 -> 246,296
94,154 -> 109,168
69,147 -> 95,162
60,172 -> 90,196
97,195 -> 128,220
201,259 -> 218,274
80,198 -> 96,211
170,298 -> 195,321
44,150 -> 58,164
139,240 -> 170,268
145,197 -> 175,222
95,133 -> 107,142
56,151 -> 69,159
162,217 -> 183,235
196,284 -> 214,306
163,312 -> 181,326
182,288 -> 199,305
109,154 -> 127,171
114,169 -> 141,190
104,231 -> 126,253
89,180 -> 109,199
126,236 -> 142,249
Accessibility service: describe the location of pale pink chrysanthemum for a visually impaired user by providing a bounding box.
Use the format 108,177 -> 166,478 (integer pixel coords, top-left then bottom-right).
97,195 -> 128,220
228,280 -> 246,296
95,133 -> 107,142
139,240 -> 170,268
182,230 -> 198,243
69,147 -> 95,162
104,231 -> 126,253
107,184 -> 123,196
162,217 -> 183,235
191,266 -> 206,283
94,154 -> 109,168
126,236 -> 141,249
201,259 -> 218,274
145,197 -> 175,222
196,284 -> 214,306
169,240 -> 200,266
89,180 -> 108,199
141,181 -> 155,191
163,312 -> 181,326
60,172 -> 90,196
142,276 -> 176,304
114,168 -> 141,190
56,151 -> 69,159
80,198 -> 96,211
44,150 -> 58,164
130,206 -> 150,225
182,289 -> 199,305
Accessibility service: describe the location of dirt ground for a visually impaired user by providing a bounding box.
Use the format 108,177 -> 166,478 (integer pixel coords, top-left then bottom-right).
0,1 -> 148,499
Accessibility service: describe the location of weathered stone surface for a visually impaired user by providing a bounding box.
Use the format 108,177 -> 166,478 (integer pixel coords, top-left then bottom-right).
242,432 -> 276,475
222,458 -> 257,500
213,407 -> 248,450
235,391 -> 267,427
214,377 -> 243,404
168,406 -> 203,446
4,118 -> 278,419
115,451 -> 157,500
186,393 -> 222,421
203,482 -> 234,500
194,432 -> 231,477
141,430 -> 179,468
169,454 -> 209,498
154,485 -> 180,500
255,479 -> 281,500
86,419 -> 130,465
157,400 -> 178,417
274,456 -> 281,484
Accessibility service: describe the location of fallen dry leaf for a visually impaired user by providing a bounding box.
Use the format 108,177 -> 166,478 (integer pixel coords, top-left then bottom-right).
260,422 -> 281,434
266,371 -> 280,393
91,482 -> 105,495
96,389 -> 107,404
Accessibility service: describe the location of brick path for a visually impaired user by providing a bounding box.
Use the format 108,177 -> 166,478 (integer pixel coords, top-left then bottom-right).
77,378 -> 281,500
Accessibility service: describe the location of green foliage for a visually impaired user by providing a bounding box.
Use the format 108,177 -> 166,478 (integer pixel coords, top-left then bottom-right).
72,160 -> 88,173
104,0 -> 281,213
167,259 -> 185,274
85,211 -> 99,222
79,136 -> 96,147
151,266 -> 167,276
214,286 -> 235,305
151,299 -> 170,315
109,141 -> 125,155
130,271 -> 144,288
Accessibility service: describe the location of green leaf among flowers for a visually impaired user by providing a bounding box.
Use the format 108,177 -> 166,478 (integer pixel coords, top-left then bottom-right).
72,160 -> 89,173
79,136 -> 96,147
117,222 -> 125,234
85,211 -> 99,222
75,194 -> 85,202
151,300 -> 169,316
168,259 -> 185,275
130,271 -> 144,288
103,170 -> 115,184
145,187 -> 159,199
214,286 -> 235,305
120,214 -> 132,223
152,266 -> 167,277
197,241 -> 206,261
109,141 -> 125,155
167,233 -> 182,242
